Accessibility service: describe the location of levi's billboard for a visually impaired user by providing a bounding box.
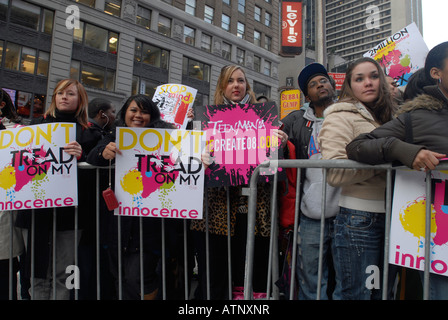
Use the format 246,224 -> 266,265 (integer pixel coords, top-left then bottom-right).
281,0 -> 303,56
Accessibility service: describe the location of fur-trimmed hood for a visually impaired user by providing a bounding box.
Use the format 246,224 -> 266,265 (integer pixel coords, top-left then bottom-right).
396,85 -> 447,116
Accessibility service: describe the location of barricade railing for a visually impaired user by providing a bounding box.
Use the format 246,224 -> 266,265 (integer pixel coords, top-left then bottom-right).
244,159 -> 448,300
3,163 -> 241,300
5,160 -> 448,300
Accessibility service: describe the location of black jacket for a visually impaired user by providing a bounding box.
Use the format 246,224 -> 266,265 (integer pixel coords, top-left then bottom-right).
282,108 -> 314,160
16,112 -> 102,278
346,85 -> 448,168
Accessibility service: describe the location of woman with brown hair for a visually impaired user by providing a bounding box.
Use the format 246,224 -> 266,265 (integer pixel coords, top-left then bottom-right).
317,57 -> 394,299
16,79 -> 101,300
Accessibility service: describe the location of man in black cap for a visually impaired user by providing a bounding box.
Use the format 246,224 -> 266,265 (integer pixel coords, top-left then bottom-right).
279,63 -> 341,300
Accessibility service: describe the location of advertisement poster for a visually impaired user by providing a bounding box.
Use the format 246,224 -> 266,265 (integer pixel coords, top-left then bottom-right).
363,22 -> 429,87
0,123 -> 77,210
389,169 -> 448,277
280,89 -> 301,120
328,72 -> 346,91
152,83 -> 197,129
114,127 -> 205,220
195,101 -> 281,187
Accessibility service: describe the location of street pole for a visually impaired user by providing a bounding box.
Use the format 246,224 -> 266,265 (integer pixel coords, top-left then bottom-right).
316,0 -> 326,66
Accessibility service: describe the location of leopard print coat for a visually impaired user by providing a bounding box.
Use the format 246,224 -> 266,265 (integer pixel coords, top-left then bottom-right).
190,184 -> 272,237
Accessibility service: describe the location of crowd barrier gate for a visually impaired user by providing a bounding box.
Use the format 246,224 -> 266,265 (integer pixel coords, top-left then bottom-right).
243,159 -> 448,300
4,160 -> 448,300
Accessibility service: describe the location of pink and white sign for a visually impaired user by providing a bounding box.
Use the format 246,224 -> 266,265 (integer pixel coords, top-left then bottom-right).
195,101 -> 281,187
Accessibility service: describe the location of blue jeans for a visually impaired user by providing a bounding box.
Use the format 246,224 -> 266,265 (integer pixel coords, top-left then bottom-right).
297,214 -> 341,300
333,208 -> 385,300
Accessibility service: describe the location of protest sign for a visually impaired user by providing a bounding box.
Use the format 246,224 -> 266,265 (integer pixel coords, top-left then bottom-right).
114,127 -> 205,219
195,101 -> 281,187
152,83 -> 197,129
364,22 -> 429,87
390,169 -> 448,277
0,123 -> 77,210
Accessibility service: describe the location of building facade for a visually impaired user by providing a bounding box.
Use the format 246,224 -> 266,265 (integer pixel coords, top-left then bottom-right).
0,0 -> 281,121
326,0 -> 423,71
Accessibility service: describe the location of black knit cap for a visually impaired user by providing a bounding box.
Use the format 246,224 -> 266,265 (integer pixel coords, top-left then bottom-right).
298,63 -> 330,96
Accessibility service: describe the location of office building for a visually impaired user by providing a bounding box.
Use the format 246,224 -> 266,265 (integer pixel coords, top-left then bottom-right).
0,0 -> 280,120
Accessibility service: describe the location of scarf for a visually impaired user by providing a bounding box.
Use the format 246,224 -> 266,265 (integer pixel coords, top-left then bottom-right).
223,93 -> 251,105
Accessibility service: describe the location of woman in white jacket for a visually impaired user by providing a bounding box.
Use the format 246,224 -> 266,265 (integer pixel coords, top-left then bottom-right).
317,57 -> 394,300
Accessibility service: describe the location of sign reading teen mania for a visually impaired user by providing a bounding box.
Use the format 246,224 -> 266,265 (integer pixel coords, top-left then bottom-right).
152,83 -> 197,129
0,123 -> 77,211
114,127 -> 205,220
364,22 -> 429,87
390,169 -> 448,277
195,101 -> 281,187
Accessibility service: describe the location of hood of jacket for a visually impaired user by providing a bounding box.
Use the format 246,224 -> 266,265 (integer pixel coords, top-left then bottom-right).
323,101 -> 376,123
396,85 -> 447,115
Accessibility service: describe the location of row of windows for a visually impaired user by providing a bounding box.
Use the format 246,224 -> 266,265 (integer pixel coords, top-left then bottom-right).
0,40 -> 49,77
1,0 -> 273,115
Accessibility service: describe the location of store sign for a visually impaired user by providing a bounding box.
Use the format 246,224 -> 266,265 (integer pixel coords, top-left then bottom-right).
281,0 -> 303,56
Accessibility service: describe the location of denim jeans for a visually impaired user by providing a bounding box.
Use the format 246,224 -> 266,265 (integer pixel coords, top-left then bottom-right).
333,207 -> 385,300
297,214 -> 341,300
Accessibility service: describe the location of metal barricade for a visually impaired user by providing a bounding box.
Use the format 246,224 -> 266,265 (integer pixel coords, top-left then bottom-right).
4,160 -> 448,300
244,159 -> 448,300
3,162 -> 239,300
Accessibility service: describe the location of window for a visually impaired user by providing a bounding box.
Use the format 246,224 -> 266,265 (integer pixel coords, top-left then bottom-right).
75,0 -> 95,7
0,40 -> 3,64
265,12 -> 272,27
15,92 -> 45,120
263,60 -> 271,76
74,22 -> 118,54
237,22 -> 245,39
204,5 -> 214,24
265,35 -> 272,51
104,0 -> 121,17
134,40 -> 169,70
223,0 -> 230,5
132,76 -> 160,97
136,6 -> 151,29
0,0 -> 8,20
201,33 -> 212,52
253,55 -> 261,73
158,15 -> 171,36
221,14 -> 230,31
4,42 -> 21,71
20,47 -> 36,75
253,81 -> 271,97
4,42 -> 49,76
185,0 -> 196,16
11,0 -> 40,30
238,0 -> 245,13
254,6 -> 261,22
76,61 -> 116,91
9,0 -> 53,34
37,51 -> 49,77
236,48 -> 245,65
182,57 -> 210,82
222,42 -> 231,60
254,31 -> 261,47
183,26 -> 195,46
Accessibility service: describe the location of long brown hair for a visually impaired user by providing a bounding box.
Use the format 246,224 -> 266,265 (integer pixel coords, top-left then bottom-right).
339,57 -> 393,124
45,79 -> 89,129
213,65 -> 257,105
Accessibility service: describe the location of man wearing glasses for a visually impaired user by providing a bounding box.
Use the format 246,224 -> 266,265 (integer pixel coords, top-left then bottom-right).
280,63 -> 341,300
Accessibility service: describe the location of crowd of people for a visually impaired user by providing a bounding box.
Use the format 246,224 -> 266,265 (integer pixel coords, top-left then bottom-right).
0,40 -> 447,300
